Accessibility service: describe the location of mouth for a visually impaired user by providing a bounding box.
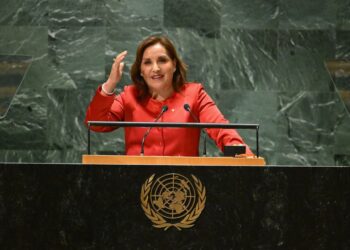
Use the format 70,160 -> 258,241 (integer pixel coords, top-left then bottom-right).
151,75 -> 164,80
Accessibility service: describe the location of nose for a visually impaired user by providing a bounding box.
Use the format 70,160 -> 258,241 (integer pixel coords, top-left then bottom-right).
152,62 -> 160,72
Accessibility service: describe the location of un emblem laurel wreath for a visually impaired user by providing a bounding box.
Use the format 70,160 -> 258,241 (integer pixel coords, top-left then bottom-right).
140,174 -> 206,231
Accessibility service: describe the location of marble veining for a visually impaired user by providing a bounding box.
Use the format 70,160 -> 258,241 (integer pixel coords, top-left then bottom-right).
0,0 -> 349,165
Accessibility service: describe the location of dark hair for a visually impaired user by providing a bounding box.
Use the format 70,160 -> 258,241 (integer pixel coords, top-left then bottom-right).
130,35 -> 187,98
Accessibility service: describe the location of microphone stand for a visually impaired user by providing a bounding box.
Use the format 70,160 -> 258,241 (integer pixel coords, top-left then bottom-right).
140,105 -> 168,156
184,104 -> 207,156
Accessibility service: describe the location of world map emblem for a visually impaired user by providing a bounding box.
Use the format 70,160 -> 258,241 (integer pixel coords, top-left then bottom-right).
140,173 -> 206,230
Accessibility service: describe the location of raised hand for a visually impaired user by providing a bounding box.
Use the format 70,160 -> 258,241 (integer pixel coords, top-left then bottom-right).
102,50 -> 128,94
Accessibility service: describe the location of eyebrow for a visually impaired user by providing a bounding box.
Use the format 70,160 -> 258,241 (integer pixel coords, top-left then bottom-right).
142,54 -> 170,61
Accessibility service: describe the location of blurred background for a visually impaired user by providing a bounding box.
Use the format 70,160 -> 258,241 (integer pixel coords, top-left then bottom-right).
0,0 -> 349,165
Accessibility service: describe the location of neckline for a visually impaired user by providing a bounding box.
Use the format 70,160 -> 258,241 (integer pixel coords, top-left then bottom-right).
148,90 -> 178,104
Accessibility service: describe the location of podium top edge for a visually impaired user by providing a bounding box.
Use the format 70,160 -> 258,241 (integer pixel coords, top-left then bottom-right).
82,155 -> 266,166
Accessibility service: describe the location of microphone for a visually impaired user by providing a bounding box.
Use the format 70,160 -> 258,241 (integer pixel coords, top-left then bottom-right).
183,103 -> 207,156
140,105 -> 168,155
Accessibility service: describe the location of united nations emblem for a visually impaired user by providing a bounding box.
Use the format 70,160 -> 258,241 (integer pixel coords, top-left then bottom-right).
140,173 -> 206,230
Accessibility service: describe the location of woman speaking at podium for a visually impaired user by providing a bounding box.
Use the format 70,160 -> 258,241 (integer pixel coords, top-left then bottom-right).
85,35 -> 253,156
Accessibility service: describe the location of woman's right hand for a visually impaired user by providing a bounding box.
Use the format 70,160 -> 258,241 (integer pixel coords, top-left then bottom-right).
103,50 -> 128,93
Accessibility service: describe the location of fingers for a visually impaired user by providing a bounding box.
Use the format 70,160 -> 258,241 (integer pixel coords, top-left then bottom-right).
106,51 -> 127,86
119,62 -> 125,75
113,50 -> 127,74
235,153 -> 255,158
114,50 -> 127,65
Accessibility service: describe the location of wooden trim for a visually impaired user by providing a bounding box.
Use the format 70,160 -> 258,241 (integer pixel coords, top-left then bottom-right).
82,155 -> 265,166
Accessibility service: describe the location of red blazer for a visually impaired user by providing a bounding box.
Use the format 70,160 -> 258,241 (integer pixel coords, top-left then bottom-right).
85,82 -> 253,156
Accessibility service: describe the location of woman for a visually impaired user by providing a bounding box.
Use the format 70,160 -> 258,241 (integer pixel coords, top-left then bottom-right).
85,35 -> 253,156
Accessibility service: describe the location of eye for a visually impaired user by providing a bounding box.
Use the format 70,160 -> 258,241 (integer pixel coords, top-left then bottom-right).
143,60 -> 151,65
158,57 -> 169,63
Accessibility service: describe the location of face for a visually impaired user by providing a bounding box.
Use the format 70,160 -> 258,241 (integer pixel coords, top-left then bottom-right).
140,43 -> 176,94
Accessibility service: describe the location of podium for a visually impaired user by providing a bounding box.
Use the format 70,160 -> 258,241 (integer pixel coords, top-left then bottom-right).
1,160 -> 349,249
82,154 -> 266,166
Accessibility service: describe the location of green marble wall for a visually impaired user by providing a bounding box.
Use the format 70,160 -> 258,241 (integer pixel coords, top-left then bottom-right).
0,0 -> 349,165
